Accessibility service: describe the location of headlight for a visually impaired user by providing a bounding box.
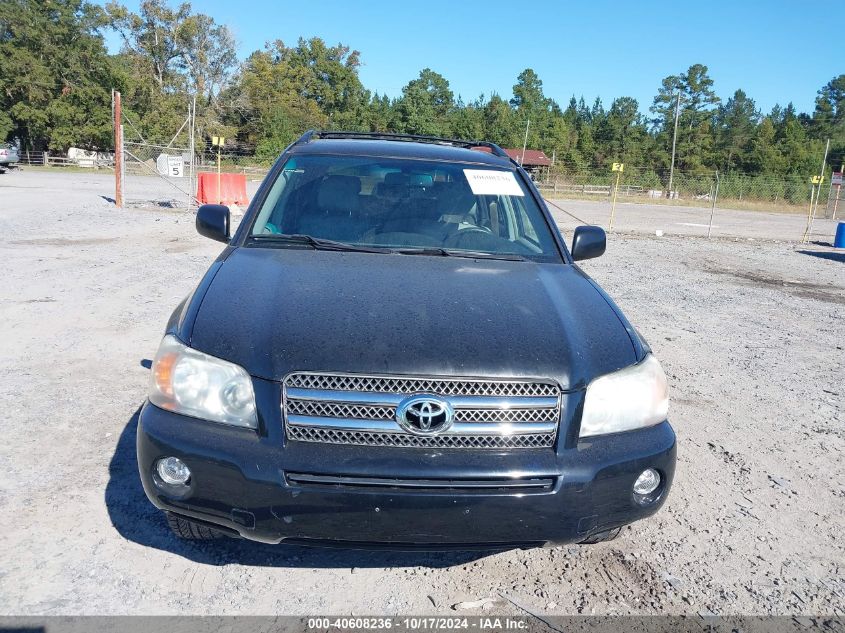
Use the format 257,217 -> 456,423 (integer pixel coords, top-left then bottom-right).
149,335 -> 258,429
579,354 -> 669,438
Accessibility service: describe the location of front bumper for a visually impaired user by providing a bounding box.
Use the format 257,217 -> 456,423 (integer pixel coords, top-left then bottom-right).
137,401 -> 676,548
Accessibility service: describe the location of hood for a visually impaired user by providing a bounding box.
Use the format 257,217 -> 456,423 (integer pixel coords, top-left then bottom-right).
189,247 -> 637,390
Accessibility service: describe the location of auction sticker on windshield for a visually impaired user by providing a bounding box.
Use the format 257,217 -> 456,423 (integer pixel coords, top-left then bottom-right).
464,169 -> 524,196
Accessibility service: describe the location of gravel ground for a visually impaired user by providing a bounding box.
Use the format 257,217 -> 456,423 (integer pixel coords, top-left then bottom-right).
1,170 -> 843,617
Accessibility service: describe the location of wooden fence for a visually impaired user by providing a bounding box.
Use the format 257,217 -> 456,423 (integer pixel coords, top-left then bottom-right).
16,151 -> 114,169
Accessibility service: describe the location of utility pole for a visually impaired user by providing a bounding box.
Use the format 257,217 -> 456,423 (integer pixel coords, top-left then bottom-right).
667,91 -> 681,199
113,90 -> 123,208
188,95 -> 196,208
120,124 -> 125,203
520,119 -> 530,166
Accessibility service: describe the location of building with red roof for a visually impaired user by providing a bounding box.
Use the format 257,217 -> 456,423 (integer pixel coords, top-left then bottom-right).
504,148 -> 552,167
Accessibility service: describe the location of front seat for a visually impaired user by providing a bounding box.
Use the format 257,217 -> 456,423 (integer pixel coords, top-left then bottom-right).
297,175 -> 363,241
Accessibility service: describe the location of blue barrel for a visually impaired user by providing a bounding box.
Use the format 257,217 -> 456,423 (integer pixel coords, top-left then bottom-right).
836,222 -> 845,248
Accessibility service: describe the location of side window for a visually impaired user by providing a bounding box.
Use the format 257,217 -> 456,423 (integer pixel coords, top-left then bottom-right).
253,167 -> 299,234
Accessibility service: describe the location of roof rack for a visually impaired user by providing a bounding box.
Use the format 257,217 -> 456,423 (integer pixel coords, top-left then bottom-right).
291,129 -> 511,160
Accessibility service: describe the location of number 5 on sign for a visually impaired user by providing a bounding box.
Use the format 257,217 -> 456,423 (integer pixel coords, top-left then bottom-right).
612,163 -> 624,172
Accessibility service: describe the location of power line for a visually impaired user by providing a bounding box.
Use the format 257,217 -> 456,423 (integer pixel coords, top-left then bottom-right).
542,198 -> 592,226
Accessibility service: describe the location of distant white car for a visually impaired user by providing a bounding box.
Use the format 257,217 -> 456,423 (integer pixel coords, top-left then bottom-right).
0,143 -> 20,171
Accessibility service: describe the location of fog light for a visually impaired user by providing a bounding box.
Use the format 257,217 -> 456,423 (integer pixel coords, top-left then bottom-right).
633,468 -> 660,495
156,457 -> 191,485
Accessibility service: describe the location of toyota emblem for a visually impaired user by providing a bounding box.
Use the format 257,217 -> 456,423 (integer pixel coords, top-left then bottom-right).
396,395 -> 454,435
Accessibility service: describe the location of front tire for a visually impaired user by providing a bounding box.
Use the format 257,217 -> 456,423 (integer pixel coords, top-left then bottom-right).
165,512 -> 227,541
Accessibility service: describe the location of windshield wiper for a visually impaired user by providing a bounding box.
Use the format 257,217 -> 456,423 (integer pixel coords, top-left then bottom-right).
396,247 -> 528,262
251,234 -> 394,254
253,236 -> 527,260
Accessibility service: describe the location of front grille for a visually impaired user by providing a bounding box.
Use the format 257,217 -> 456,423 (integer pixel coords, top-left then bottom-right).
283,372 -> 561,450
286,426 -> 556,449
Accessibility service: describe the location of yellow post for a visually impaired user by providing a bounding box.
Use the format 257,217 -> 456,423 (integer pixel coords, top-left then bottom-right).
609,163 -> 624,231
212,136 -> 225,205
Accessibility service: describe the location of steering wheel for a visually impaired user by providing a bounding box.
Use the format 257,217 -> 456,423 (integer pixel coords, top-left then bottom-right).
446,226 -> 496,249
455,225 -> 492,236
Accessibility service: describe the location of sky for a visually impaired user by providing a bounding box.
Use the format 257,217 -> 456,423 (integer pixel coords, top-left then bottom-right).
98,0 -> 840,116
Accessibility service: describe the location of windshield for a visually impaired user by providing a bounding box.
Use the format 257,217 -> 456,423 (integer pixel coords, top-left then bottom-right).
249,154 -> 561,262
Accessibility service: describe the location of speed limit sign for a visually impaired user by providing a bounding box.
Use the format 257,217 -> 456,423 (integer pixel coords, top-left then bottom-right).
167,156 -> 184,178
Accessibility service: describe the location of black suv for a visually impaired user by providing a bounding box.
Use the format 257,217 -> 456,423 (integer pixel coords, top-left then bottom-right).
138,131 -> 675,548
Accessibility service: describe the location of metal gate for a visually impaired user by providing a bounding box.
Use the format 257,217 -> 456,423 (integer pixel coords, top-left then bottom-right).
123,140 -> 195,207
117,95 -> 198,209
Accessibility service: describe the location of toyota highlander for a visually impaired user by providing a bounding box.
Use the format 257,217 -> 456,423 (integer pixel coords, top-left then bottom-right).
137,130 -> 676,548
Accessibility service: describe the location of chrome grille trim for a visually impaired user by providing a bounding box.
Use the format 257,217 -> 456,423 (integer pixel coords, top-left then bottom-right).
283,372 -> 561,449
285,373 -> 558,397
285,387 -> 558,409
286,400 -> 558,424
287,426 -> 557,449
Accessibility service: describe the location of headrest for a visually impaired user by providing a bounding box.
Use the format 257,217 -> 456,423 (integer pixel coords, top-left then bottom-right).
436,181 -> 476,216
383,172 -> 408,186
410,173 -> 433,188
317,175 -> 361,214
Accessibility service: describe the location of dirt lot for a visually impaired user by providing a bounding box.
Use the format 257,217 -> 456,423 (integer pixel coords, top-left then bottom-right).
1,170 -> 843,617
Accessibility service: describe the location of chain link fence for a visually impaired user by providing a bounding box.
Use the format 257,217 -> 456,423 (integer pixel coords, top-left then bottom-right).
120,133 -> 269,207
117,146 -> 827,217
822,180 -> 844,221
535,167 -> 820,214
193,139 -> 270,180
20,117 -> 842,241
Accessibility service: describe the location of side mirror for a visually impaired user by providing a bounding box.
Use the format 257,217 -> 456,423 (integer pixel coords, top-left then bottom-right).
571,225 -> 606,261
196,204 -> 230,243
